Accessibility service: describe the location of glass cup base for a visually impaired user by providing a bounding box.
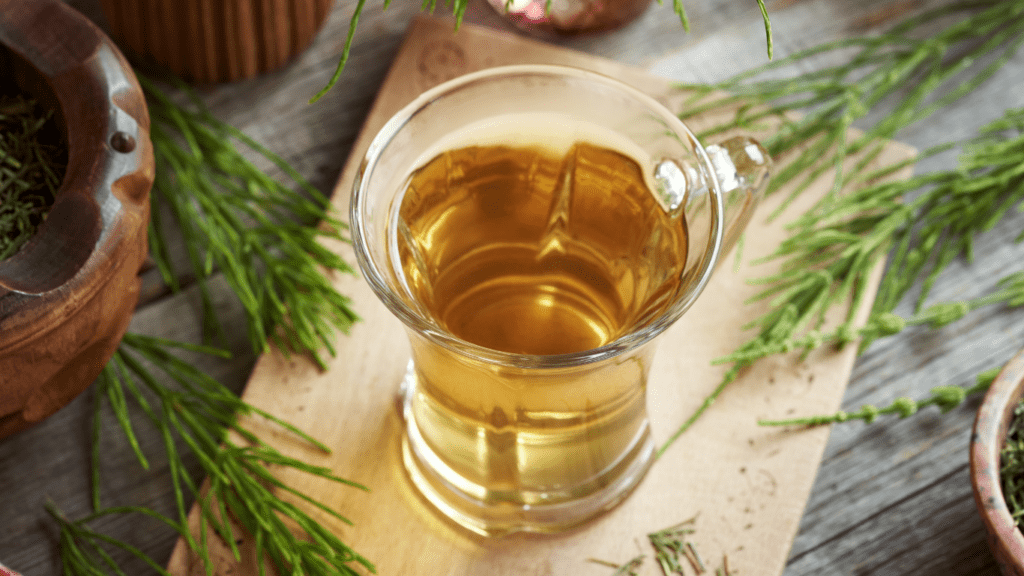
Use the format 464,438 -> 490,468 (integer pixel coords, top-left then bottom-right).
398,362 -> 656,536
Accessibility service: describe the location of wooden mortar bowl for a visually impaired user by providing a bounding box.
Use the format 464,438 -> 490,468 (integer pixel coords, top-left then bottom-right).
0,0 -> 153,439
971,345 -> 1024,576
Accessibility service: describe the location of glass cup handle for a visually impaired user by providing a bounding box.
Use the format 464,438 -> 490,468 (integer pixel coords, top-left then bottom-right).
704,136 -> 772,257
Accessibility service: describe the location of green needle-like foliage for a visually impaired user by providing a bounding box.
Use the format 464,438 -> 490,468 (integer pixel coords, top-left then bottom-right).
57,75 -> 369,574
74,333 -> 373,576
48,503 -> 182,576
760,366 -> 1002,427
648,516 -> 703,575
744,113 -> 1024,427
681,0 -> 1024,214
589,556 -> 645,576
593,516 -> 739,576
141,76 -> 359,369
720,116 -> 1024,364
659,1 -> 1024,454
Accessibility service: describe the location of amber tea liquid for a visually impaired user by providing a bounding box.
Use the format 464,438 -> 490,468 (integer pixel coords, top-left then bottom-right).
392,116 -> 688,528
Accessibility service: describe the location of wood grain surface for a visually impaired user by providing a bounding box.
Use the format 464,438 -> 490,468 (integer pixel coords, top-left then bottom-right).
2,0 -> 1023,575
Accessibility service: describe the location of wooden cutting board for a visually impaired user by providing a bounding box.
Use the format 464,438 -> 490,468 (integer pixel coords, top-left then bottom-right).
168,15 -> 916,576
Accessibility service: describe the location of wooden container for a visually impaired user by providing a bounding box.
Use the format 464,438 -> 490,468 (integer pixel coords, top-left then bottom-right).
100,0 -> 336,83
0,0 -> 153,438
971,345 -> 1024,576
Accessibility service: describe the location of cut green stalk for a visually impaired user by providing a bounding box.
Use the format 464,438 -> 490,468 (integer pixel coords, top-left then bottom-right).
589,556 -> 645,576
592,516 -> 739,576
745,111 -> 1024,425
77,333 -> 374,576
648,516 -> 701,575
659,1 -> 1024,454
141,75 -> 360,369
760,366 -> 1001,427
680,0 -> 1024,215
71,70 -> 370,575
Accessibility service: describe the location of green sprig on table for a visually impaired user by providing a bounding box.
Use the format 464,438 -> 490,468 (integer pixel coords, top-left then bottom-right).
593,516 -> 738,576
141,76 -> 360,369
648,516 -> 704,575
51,77 -> 370,575
715,113 -> 1024,365
52,332 -> 375,576
659,0 -> 1024,455
589,555 -> 645,576
759,368 -> 1000,427
681,0 -> 1024,206
90,333 -> 372,576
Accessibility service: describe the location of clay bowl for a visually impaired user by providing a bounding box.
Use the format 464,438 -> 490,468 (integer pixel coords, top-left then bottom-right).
0,0 -> 153,438
971,345 -> 1024,576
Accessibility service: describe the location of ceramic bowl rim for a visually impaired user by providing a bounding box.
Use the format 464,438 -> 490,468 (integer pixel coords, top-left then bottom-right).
971,345 -> 1024,576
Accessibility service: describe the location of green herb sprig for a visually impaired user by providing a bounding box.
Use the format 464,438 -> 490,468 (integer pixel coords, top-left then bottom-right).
721,268 -> 1024,371
589,555 -> 645,576
70,333 -> 373,576
741,106 -> 1024,425
760,366 -> 1001,427
141,76 -> 359,369
593,516 -> 736,576
659,1 -> 1024,455
648,516 -> 704,575
710,104 -> 1024,364
0,95 -> 64,260
681,0 -> 1024,215
47,502 -> 181,576
52,74 -> 370,574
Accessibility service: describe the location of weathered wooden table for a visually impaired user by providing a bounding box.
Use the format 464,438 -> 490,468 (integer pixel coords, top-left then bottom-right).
2,0 -> 1023,574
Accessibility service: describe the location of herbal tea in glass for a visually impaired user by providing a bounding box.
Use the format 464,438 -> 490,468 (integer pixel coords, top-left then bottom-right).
351,65 -> 769,535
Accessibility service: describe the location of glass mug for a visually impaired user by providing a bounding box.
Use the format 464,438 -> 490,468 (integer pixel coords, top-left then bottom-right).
351,65 -> 770,536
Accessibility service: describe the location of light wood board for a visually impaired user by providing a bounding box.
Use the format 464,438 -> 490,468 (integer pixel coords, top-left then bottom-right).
168,16 -> 916,576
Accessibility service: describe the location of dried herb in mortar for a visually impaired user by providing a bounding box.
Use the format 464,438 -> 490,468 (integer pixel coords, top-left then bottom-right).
0,92 -> 65,260
1001,397 -> 1024,528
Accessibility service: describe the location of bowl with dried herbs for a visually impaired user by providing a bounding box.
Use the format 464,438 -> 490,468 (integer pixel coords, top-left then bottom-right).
0,0 -> 153,438
971,345 -> 1024,576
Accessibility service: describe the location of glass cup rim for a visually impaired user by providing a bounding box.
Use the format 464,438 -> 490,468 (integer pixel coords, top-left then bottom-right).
351,63 -> 726,368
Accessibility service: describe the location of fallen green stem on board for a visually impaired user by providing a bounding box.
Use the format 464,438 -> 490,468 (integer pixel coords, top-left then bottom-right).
659,0 -> 1024,455
64,333 -> 374,576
